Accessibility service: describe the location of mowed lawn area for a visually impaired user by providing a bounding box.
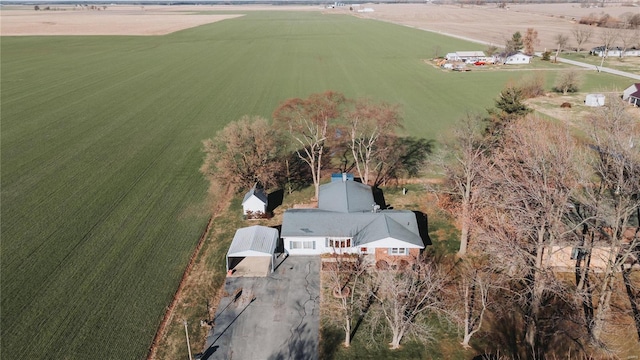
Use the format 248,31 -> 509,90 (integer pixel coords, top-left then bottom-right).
1,10 -> 631,359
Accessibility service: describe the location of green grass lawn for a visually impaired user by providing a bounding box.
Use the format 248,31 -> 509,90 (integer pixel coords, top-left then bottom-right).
1,10 -> 635,359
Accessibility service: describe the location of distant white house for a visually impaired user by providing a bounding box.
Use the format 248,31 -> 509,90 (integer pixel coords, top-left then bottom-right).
623,83 -> 640,107
590,46 -> 639,57
503,52 -> 532,64
242,184 -> 268,217
585,93 -> 606,107
281,177 -> 427,267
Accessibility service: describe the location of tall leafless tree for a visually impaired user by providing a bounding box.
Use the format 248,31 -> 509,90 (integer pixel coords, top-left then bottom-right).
431,114 -> 490,257
619,29 -> 636,59
322,255 -> 368,348
597,27 -> 619,71
345,99 -> 401,186
577,97 -> 640,346
572,26 -> 593,56
447,258 -> 496,348
273,91 -> 346,200
369,257 -> 445,349
477,116 -> 580,356
553,33 -> 569,63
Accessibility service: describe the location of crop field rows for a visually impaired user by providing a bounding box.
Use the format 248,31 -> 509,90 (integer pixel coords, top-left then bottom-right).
1,10 -> 632,359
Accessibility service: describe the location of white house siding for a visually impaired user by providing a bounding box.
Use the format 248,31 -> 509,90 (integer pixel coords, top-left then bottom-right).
504,54 -> 531,64
284,236 -> 323,255
242,196 -> 266,215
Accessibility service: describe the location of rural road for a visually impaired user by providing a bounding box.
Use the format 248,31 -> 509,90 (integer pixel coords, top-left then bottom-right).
394,22 -> 640,81
554,57 -> 640,81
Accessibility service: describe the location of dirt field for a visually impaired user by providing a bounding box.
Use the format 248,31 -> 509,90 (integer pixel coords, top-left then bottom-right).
349,3 -> 639,53
3,2 -> 637,49
0,5 -> 254,36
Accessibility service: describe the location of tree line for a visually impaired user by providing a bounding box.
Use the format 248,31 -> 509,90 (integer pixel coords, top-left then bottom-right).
321,88 -> 638,358
200,91 -> 431,198
431,90 -> 639,357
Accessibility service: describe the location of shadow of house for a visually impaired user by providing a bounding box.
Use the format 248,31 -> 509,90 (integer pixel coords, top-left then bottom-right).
267,189 -> 284,213
412,210 -> 432,247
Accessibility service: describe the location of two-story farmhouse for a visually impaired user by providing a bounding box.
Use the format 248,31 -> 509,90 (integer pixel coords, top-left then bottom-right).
281,178 -> 427,266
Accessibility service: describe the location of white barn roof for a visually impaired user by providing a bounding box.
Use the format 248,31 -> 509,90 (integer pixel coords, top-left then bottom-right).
456,51 -> 485,58
227,225 -> 278,257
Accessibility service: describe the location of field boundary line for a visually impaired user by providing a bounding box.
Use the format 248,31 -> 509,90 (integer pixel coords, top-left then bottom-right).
147,185 -> 234,359
146,213 -> 214,360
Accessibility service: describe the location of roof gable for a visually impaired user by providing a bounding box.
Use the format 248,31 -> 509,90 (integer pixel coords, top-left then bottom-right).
242,184 -> 268,205
353,212 -> 424,248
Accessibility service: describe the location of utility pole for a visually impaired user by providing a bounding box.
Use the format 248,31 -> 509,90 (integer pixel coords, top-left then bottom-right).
183,319 -> 193,360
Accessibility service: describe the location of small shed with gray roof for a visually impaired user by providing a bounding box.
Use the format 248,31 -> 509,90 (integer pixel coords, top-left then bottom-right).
227,225 -> 278,274
242,184 -> 268,217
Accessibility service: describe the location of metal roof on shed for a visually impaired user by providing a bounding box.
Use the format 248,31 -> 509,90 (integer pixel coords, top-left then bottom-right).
227,225 -> 278,257
242,184 -> 268,205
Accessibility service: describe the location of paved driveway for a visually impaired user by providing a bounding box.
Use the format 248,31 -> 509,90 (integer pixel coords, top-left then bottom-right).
201,256 -> 320,360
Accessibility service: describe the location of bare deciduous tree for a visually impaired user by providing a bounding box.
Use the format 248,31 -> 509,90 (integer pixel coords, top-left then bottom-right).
577,97 -> 640,346
553,69 -> 583,95
597,27 -> 619,71
373,136 -> 432,187
431,114 -> 489,257
572,26 -> 593,55
447,258 -> 496,348
553,33 -> 569,63
619,29 -> 636,60
322,255 -> 368,348
369,257 -> 445,349
345,99 -> 402,186
477,116 -> 580,356
273,91 -> 347,200
201,115 -> 286,192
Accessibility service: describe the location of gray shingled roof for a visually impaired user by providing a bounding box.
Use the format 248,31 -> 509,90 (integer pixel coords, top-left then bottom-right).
227,225 -> 278,257
317,180 -> 375,213
281,209 -> 424,248
242,184 -> 268,205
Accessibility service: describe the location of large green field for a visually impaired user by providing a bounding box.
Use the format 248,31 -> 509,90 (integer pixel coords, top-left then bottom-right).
0,10 -> 632,359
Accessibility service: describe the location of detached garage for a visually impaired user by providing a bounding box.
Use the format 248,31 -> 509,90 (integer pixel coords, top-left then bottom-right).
226,225 -> 279,276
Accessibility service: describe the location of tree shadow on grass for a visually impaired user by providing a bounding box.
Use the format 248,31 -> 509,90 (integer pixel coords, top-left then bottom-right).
319,324 -> 343,360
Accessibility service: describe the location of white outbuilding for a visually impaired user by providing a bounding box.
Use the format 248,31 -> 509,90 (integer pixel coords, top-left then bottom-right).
585,93 -> 605,107
226,225 -> 279,274
242,184 -> 268,218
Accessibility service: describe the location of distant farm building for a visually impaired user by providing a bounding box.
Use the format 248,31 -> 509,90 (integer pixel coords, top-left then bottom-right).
585,93 -> 606,107
503,52 -> 532,64
445,51 -> 486,62
590,46 -> 640,57
623,83 -> 640,106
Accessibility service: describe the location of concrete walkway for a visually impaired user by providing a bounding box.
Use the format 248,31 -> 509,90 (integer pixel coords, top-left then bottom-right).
200,256 -> 320,360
